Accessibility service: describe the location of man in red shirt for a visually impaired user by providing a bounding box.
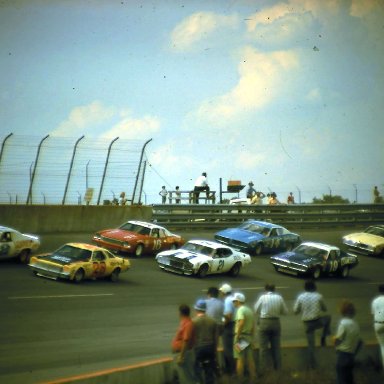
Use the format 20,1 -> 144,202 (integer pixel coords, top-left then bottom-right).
171,304 -> 196,384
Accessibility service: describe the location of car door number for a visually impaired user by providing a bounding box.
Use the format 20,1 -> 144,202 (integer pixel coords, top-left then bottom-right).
93,262 -> 106,275
217,260 -> 225,271
153,239 -> 162,250
329,260 -> 338,272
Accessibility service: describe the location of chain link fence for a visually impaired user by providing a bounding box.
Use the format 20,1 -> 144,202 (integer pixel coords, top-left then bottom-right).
0,134 -> 149,205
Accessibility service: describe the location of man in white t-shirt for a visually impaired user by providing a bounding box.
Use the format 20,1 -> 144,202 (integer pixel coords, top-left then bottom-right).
371,284 -> 384,370
193,172 -> 209,204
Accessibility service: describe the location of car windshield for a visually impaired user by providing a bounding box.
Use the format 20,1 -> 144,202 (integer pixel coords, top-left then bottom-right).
295,244 -> 328,259
119,222 -> 150,236
54,244 -> 92,261
365,226 -> 384,238
182,242 -> 214,256
239,222 -> 270,235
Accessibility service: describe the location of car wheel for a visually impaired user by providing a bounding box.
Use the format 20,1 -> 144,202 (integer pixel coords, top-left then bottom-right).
19,249 -> 30,264
110,268 -> 120,282
197,264 -> 209,278
229,262 -> 241,277
340,266 -> 350,278
312,267 -> 321,279
73,269 -> 84,283
135,244 -> 144,257
254,243 -> 263,256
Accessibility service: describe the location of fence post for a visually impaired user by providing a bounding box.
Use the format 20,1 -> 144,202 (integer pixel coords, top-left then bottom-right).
26,134 -> 49,205
62,135 -> 85,205
97,137 -> 119,205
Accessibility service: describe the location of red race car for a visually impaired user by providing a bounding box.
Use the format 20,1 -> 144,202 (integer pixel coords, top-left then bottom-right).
93,220 -> 185,257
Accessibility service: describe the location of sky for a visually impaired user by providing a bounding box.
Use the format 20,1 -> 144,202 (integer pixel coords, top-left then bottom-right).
0,0 -> 383,204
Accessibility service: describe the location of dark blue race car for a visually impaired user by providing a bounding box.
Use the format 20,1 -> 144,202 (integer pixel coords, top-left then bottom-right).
214,220 -> 301,256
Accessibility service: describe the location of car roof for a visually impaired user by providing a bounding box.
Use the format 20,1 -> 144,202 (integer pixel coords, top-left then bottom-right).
245,220 -> 282,229
126,220 -> 165,230
65,242 -> 109,252
300,241 -> 339,252
368,224 -> 384,229
0,226 -> 15,232
187,239 -> 232,249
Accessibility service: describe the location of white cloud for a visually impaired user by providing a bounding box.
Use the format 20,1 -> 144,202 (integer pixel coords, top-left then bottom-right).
194,46 -> 298,124
50,101 -> 161,139
51,101 -> 116,136
170,11 -> 239,51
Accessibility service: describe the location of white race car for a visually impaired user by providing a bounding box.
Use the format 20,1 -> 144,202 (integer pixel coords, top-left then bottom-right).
342,225 -> 384,256
0,226 -> 41,263
155,239 -> 252,278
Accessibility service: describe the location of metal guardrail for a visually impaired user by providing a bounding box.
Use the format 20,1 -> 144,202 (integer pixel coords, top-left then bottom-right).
152,203 -> 384,230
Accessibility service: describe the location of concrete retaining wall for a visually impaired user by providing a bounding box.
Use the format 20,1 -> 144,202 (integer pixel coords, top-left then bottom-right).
39,344 -> 382,384
0,205 -> 152,234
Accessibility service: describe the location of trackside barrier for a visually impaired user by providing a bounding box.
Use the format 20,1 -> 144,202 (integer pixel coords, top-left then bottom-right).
152,203 -> 384,230
38,344 -> 382,384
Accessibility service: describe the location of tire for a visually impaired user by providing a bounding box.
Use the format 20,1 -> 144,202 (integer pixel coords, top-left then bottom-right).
73,269 -> 85,283
229,262 -> 241,277
197,264 -> 209,278
312,266 -> 321,279
340,266 -> 350,278
110,268 -> 120,282
254,243 -> 263,256
135,244 -> 144,257
19,249 -> 31,264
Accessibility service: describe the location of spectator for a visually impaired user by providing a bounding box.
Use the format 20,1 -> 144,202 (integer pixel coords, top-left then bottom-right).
206,286 -> 224,329
159,186 -> 168,204
219,283 -> 236,376
371,284 -> 384,370
192,299 -> 219,384
232,292 -> 257,382
269,192 -> 280,205
246,181 -> 256,199
287,192 -> 295,204
175,186 -> 181,204
193,172 -> 209,204
171,304 -> 196,384
293,280 -> 332,368
373,186 -> 382,203
251,191 -> 265,205
119,191 -> 127,205
334,299 -> 361,384
254,283 -> 288,373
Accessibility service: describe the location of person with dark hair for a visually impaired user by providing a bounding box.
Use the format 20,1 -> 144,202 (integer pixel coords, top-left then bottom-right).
193,172 -> 209,204
171,304 -> 196,384
293,280 -> 332,368
371,284 -> 384,370
175,186 -> 181,204
192,298 -> 218,384
334,300 -> 361,384
206,286 -> 224,327
254,283 -> 288,373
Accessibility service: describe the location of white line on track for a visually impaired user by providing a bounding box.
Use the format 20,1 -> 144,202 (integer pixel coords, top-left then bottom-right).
8,293 -> 114,300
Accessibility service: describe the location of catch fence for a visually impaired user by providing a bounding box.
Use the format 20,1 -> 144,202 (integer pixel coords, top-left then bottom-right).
0,133 -> 151,205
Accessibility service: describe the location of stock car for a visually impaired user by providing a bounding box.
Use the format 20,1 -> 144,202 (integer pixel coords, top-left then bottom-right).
92,220 -> 185,257
155,239 -> 252,278
270,242 -> 359,279
342,225 -> 384,257
0,226 -> 40,263
214,220 -> 301,256
29,243 -> 130,283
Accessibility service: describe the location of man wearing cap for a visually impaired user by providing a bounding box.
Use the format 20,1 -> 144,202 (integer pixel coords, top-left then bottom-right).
254,283 -> 288,373
192,298 -> 219,384
219,283 -> 236,375
171,304 -> 196,384
233,292 -> 257,382
246,181 -> 256,199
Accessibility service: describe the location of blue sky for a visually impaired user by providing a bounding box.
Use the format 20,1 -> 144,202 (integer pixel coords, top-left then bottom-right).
0,0 -> 383,204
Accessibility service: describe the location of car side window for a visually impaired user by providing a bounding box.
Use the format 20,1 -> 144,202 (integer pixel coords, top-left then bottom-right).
151,229 -> 159,238
158,229 -> 166,238
270,229 -> 278,237
217,248 -> 231,258
93,251 -> 106,261
1,232 -> 11,242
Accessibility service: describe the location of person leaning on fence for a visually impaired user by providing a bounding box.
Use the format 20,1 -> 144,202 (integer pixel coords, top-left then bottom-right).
175,186 -> 181,204
293,279 -> 332,369
193,172 -> 209,204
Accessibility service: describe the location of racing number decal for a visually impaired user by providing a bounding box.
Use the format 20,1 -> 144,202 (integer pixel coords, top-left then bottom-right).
217,260 -> 224,271
329,260 -> 338,272
153,239 -> 162,251
93,262 -> 107,275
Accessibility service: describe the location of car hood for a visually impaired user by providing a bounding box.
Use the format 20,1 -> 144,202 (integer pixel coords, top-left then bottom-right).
98,229 -> 139,240
271,251 -> 320,265
35,253 -> 80,266
156,249 -> 210,263
344,232 -> 384,246
216,228 -> 264,244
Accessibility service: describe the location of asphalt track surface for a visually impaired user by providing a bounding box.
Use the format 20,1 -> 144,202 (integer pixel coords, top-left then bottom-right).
0,227 -> 382,384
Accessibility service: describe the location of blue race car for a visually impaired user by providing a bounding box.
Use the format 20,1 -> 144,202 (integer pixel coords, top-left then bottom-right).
214,220 -> 301,256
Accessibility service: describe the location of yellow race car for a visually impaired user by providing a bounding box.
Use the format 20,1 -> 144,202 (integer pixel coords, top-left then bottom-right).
29,243 -> 130,283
